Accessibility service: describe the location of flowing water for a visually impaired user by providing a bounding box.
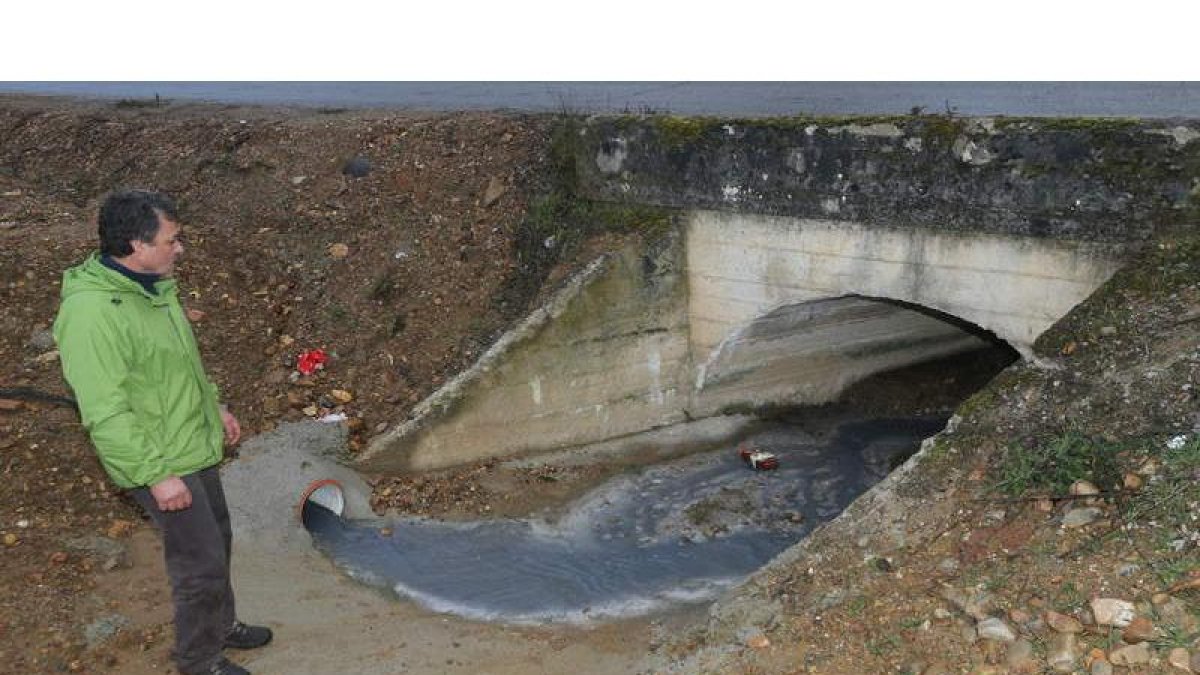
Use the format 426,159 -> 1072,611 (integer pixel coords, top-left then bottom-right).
303,416 -> 946,624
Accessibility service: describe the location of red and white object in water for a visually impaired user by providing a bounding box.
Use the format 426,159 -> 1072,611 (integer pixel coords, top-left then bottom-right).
737,443 -> 780,471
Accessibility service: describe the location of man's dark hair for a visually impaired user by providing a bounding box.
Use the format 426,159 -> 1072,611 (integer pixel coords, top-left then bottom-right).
98,189 -> 179,257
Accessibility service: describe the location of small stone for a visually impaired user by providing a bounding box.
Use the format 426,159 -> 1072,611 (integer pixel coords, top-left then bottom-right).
1138,458 -> 1159,476
3,533 -> 18,546
1109,642 -> 1151,666
1122,472 -> 1144,491
185,308 -> 206,322
1100,326 -> 1117,336
940,584 -> 995,621
330,389 -> 353,404
374,422 -> 389,433
328,243 -> 350,259
1009,608 -> 1031,624
1090,660 -> 1113,675
1062,507 -> 1102,528
1005,639 -> 1037,671
1035,498 -> 1055,512
936,557 -> 959,575
302,405 -> 318,417
1122,616 -> 1156,643
342,155 -> 371,178
1091,598 -> 1135,627
106,519 -> 134,539
1047,633 -> 1080,673
290,175 -> 307,186
1116,563 -> 1140,576
34,350 -> 59,364
1069,480 -> 1100,496
49,551 -> 68,564
1156,596 -> 1200,634
1166,648 -> 1190,672
977,617 -> 1017,642
482,176 -> 507,207
745,634 -> 770,649
65,535 -> 130,570
28,329 -> 55,350
1046,610 -> 1083,633
84,613 -> 130,646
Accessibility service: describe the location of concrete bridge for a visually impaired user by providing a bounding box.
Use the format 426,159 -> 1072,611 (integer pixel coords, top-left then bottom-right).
358,115 -> 1198,473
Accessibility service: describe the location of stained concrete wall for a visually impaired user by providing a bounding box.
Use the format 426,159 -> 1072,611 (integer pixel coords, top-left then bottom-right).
576,116 -> 1200,243
358,235 -> 691,473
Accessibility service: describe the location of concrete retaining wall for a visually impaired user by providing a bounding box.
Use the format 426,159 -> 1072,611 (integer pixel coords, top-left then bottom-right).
358,234 -> 691,473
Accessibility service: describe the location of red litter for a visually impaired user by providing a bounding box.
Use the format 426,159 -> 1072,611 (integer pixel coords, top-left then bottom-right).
737,443 -> 780,471
296,348 -> 328,376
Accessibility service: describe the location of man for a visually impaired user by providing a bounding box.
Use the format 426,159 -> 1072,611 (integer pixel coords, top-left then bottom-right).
53,190 -> 271,675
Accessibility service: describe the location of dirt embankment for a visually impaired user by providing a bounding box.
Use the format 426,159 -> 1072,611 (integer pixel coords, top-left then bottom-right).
0,96 -> 640,673
660,235 -> 1200,674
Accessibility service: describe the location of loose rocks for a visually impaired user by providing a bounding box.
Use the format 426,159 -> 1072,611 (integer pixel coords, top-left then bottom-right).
1091,598 -> 1135,627
1109,642 -> 1151,667
976,617 -> 1016,642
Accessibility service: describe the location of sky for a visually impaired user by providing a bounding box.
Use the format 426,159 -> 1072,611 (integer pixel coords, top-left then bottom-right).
3,1 -> 1198,81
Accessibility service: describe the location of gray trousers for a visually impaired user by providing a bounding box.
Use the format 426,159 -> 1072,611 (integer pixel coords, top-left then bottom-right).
131,466 -> 236,675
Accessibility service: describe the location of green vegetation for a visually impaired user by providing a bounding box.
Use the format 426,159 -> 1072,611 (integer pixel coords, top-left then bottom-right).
866,634 -> 902,657
651,115 -> 709,147
845,595 -> 868,616
994,431 -> 1123,497
1053,580 -> 1085,611
1121,434 -> 1200,585
512,114 -> 674,285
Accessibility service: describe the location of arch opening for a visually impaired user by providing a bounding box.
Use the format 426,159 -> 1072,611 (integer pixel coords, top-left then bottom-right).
694,293 -> 1020,420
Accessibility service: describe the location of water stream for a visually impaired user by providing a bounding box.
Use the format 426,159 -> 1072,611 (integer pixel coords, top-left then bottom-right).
303,416 -> 946,624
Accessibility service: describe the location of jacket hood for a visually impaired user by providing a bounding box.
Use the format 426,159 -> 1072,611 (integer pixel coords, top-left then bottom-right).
61,253 -> 176,301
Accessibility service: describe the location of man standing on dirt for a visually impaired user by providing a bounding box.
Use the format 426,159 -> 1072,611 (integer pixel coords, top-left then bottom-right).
53,190 -> 272,675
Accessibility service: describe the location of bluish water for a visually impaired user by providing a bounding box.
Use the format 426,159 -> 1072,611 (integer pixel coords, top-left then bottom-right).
2,82 -> 1198,118
303,416 -> 946,624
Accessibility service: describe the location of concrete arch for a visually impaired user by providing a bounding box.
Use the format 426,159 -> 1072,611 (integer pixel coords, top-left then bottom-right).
684,210 -> 1125,364
691,293 -> 1009,417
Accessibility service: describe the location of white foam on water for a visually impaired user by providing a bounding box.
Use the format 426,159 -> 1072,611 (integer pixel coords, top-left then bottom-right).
392,575 -> 740,625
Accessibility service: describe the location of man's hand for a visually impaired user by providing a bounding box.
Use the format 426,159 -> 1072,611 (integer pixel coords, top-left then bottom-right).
150,476 -> 192,512
220,405 -> 241,446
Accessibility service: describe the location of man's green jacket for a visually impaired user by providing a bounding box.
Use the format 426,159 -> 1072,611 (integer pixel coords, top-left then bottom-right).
53,253 -> 224,488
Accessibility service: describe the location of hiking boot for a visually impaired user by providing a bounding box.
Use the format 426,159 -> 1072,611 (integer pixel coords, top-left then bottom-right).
224,620 -> 273,650
207,657 -> 250,675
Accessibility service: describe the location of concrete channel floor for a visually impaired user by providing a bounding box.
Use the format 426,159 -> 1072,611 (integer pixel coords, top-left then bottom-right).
228,542 -> 664,675
214,421 -> 669,675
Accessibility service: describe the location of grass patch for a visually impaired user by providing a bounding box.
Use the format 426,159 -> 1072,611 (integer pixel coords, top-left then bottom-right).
1052,580 -> 1085,611
1121,435 -> 1200,584
994,431 -> 1123,497
866,634 -> 902,657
